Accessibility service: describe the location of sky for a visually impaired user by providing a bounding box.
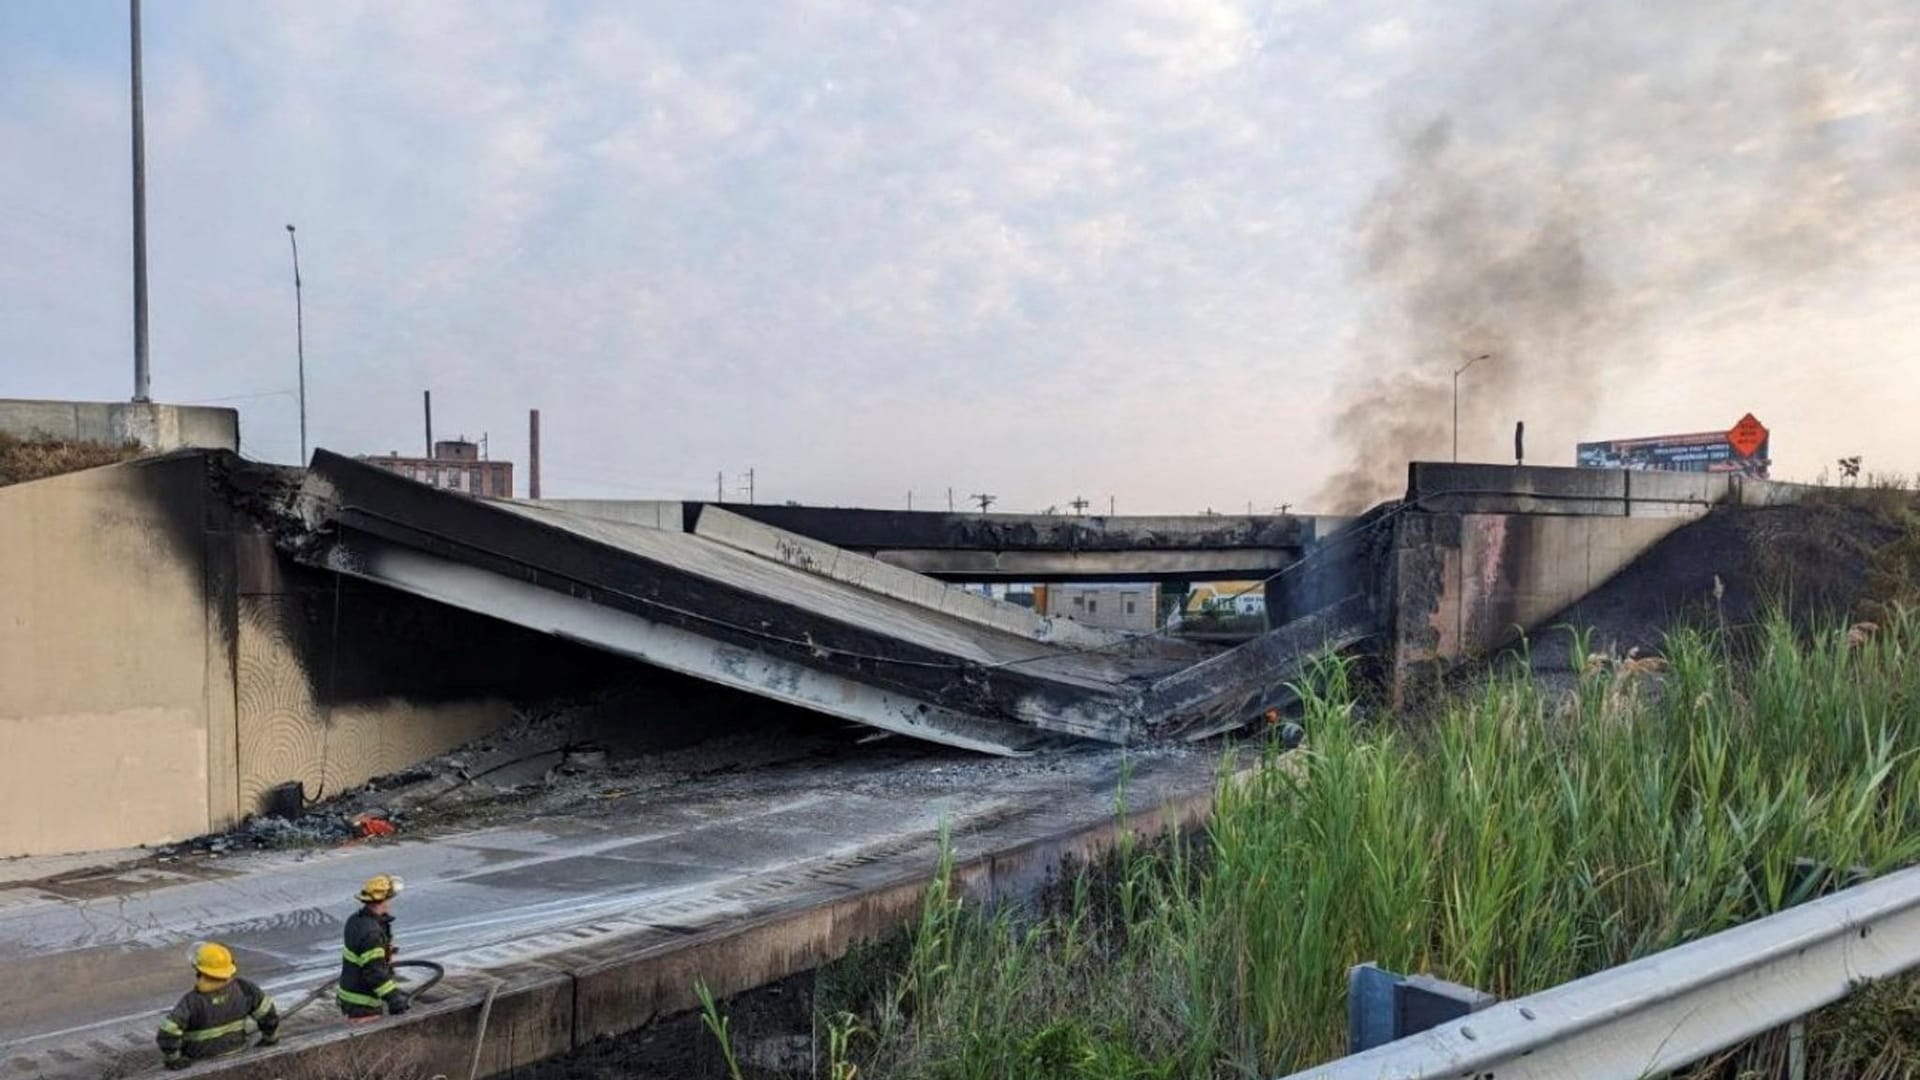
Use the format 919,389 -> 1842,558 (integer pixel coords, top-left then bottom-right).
2,0 -> 1915,511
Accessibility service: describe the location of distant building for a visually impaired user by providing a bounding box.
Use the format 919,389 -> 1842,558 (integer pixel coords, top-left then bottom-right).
1036,584 -> 1158,633
361,439 -> 514,498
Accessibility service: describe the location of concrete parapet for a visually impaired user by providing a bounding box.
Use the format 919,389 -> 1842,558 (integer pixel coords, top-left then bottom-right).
0,398 -> 239,452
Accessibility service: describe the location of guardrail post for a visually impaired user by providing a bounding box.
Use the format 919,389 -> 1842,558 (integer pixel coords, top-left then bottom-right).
1347,964 -> 1496,1053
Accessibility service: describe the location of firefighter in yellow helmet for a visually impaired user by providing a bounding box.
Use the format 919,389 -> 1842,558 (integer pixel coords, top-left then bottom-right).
339,874 -> 411,1021
156,942 -> 279,1069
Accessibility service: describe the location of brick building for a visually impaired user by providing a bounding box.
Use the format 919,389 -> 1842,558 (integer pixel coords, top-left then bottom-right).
361,439 -> 513,498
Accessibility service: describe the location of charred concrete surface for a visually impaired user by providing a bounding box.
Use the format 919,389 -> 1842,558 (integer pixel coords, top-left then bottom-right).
1379,461 -> 1812,697
0,742 -> 1226,1080
289,452 -> 1361,754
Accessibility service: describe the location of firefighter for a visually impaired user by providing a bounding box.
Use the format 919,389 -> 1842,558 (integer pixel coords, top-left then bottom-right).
156,942 -> 279,1069
338,873 -> 412,1021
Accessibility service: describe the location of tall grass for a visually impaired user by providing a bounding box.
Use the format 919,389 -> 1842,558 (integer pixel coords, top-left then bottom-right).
832,610 -> 1920,1079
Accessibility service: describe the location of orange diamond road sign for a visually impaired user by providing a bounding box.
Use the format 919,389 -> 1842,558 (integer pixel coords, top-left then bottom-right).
1727,413 -> 1768,458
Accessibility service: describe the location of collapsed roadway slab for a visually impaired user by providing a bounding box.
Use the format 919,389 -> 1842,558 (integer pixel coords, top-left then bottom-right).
292,452 -> 1370,755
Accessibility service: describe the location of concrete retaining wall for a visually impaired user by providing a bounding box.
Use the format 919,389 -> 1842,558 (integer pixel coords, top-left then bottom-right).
1386,462 -> 1811,690
0,456 -> 236,855
0,455 -> 519,856
0,398 -> 239,453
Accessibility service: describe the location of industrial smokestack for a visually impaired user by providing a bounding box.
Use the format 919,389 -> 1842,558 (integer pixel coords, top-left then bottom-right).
1514,420 -> 1526,466
529,408 -> 541,500
423,390 -> 433,458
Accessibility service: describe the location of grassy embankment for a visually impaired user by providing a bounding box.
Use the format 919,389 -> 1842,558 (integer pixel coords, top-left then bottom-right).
706,602 -> 1920,1079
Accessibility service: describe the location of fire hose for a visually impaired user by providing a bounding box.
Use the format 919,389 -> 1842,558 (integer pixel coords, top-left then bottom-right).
280,959 -> 446,1020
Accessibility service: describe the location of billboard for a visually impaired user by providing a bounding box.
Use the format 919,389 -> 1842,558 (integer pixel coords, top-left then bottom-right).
1576,414 -> 1770,478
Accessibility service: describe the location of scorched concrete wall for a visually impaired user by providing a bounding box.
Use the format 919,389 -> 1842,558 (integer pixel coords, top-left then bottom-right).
1387,510 -> 1694,692
231,535 -> 513,811
0,456 -> 237,856
0,454 -> 521,856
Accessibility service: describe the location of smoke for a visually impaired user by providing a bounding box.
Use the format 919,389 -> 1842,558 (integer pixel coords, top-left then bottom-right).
1320,0 -> 1920,512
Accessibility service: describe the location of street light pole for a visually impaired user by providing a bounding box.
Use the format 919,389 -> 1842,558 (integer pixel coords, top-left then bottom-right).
1452,353 -> 1491,463
285,224 -> 307,463
130,0 -> 150,402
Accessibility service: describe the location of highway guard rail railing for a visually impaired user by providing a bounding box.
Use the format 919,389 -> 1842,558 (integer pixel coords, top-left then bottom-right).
1278,862 -> 1920,1080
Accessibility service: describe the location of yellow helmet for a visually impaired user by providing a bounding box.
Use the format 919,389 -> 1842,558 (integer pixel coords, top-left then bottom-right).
357,873 -> 405,903
188,941 -> 237,980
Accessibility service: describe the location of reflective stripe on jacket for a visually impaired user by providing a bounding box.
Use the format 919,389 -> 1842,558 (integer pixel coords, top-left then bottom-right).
156,978 -> 278,1062
338,907 -> 399,1013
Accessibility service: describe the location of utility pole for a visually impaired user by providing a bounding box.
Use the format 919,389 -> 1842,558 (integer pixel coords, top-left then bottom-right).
970,492 -> 996,513
1452,353 -> 1491,463
130,0 -> 150,402
737,468 -> 755,505
1069,496 -> 1090,515
285,224 -> 306,462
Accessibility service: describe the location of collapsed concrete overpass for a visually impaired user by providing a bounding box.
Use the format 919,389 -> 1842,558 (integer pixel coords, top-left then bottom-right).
295,452 -> 1370,754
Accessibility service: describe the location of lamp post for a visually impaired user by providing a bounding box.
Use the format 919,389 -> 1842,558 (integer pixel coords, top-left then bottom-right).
285,224 -> 307,463
1452,353 -> 1491,463
130,0 -> 150,402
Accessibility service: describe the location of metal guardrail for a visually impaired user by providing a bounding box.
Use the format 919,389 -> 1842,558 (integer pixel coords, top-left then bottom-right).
1279,863 -> 1920,1080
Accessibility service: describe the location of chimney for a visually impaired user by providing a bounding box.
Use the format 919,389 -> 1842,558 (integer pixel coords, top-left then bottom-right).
423,390 -> 434,458
529,408 -> 542,500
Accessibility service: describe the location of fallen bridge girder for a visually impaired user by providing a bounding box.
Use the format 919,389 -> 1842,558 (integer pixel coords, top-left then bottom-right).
320,537 -> 1056,755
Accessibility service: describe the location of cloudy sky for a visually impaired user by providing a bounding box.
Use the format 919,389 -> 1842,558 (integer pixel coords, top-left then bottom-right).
3,0 -> 1915,511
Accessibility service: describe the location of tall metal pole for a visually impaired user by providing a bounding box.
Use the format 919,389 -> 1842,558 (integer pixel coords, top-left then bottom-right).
286,225 -> 306,462
130,0 -> 151,402
1452,353 -> 1490,463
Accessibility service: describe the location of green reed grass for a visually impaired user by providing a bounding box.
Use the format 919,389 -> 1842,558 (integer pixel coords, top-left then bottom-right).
771,611 -> 1920,1079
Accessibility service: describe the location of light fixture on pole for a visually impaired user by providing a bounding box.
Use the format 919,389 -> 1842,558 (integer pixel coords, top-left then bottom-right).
1452,353 -> 1491,463
285,224 -> 307,463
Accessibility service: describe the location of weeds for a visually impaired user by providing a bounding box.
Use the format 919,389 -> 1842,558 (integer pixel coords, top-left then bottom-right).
741,609 -> 1920,1079
0,432 -> 146,487
695,981 -> 745,1080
